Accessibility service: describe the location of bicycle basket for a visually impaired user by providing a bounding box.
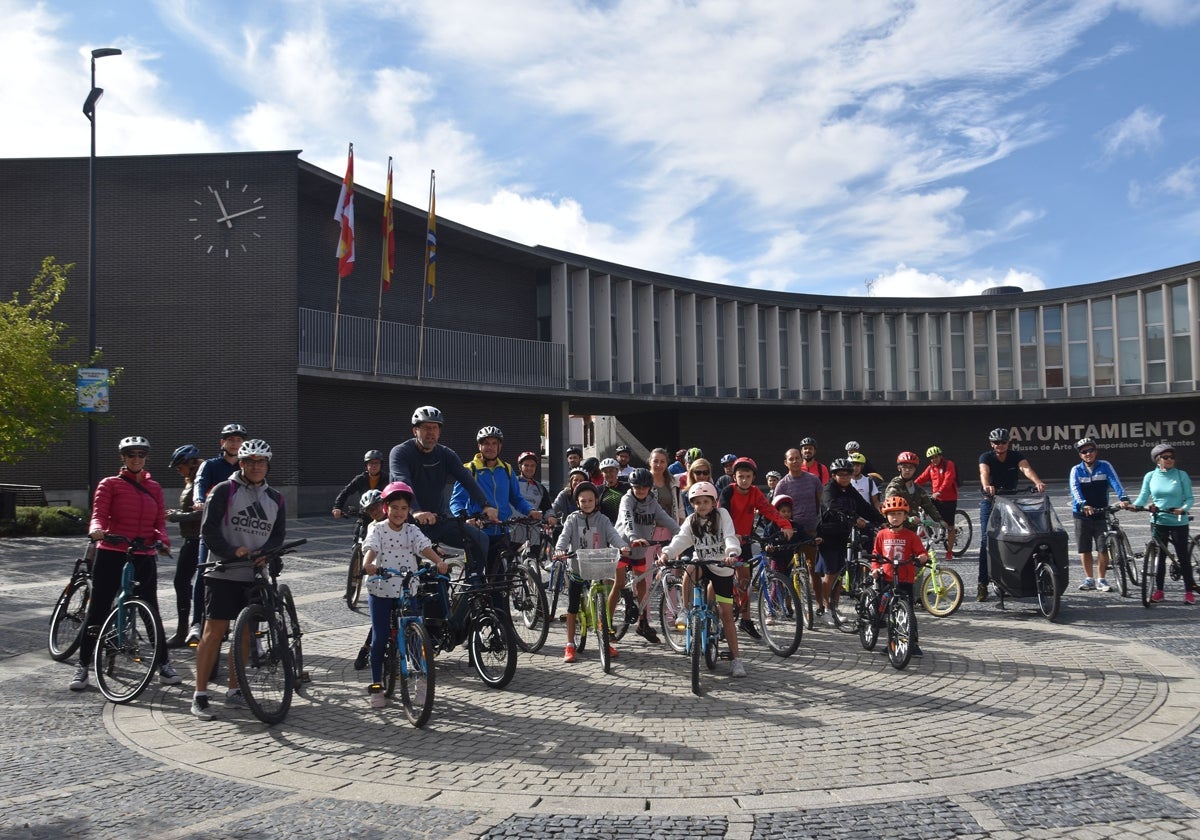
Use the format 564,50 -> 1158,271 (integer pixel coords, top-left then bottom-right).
569,548 -> 620,580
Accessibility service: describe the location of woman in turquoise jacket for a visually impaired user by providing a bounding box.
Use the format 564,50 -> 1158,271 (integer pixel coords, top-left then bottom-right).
1133,443 -> 1195,603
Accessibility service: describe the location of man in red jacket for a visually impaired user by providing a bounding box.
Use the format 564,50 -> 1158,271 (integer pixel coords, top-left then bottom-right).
915,445 -> 959,558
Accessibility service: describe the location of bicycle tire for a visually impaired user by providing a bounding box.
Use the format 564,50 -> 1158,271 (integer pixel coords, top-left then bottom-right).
1035,561 -> 1060,622
1141,542 -> 1157,608
507,563 -> 549,653
659,575 -> 687,653
94,598 -> 162,704
546,562 -> 564,621
611,590 -> 637,641
756,572 -> 802,657
48,575 -> 90,661
232,604 -> 293,725
953,511 -> 973,554
468,607 -> 517,689
690,608 -> 703,696
791,560 -> 816,630
859,590 -> 879,651
1112,533 -> 1131,597
382,622 -> 399,698
346,543 -> 364,610
830,578 -> 857,634
278,584 -> 306,687
1123,532 -> 1141,587
920,566 -> 964,618
400,622 -> 436,728
887,596 -> 913,670
704,613 -> 719,671
595,589 -> 612,674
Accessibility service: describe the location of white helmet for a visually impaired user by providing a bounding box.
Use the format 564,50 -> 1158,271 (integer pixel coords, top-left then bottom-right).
118,435 -> 150,454
599,458 -> 620,471
237,439 -> 273,461
687,481 -> 718,501
411,406 -> 444,426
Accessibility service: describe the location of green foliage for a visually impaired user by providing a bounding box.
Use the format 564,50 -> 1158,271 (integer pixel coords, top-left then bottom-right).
0,258 -> 78,463
0,506 -> 88,538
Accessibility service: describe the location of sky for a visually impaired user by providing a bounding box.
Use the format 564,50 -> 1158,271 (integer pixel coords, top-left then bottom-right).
4,0 -> 1200,298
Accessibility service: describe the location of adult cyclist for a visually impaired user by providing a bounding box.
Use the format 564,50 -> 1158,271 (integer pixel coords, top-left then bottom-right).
977,428 -> 1045,602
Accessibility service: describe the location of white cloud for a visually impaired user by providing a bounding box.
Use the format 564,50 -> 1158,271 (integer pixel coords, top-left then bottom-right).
1115,0 -> 1200,26
1098,106 -> 1164,164
870,263 -> 1048,298
1161,158 -> 1200,198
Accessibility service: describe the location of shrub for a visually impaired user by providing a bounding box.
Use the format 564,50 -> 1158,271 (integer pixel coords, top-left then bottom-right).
0,506 -> 88,538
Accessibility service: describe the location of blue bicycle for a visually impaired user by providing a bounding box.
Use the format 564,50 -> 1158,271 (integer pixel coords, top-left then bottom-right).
662,556 -> 736,696
93,535 -> 168,704
369,565 -> 437,727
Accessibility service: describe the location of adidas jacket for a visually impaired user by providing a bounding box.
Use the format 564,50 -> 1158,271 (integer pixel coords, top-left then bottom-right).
200,472 -> 286,583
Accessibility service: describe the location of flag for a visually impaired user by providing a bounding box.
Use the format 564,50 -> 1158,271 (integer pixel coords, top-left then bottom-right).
424,170 -> 437,302
334,143 -> 355,278
381,157 -> 394,291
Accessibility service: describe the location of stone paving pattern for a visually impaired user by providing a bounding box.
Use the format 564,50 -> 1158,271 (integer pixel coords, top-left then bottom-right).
2,489 -> 1199,839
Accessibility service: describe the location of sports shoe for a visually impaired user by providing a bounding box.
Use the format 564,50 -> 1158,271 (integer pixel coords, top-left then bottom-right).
185,624 -> 202,645
1096,578 -> 1112,592
1151,589 -> 1165,602
816,605 -> 826,616
367,684 -> 386,709
976,584 -> 989,602
730,658 -> 747,678
224,688 -> 246,708
764,615 -> 776,626
635,621 -> 661,644
825,610 -> 837,627
739,619 -> 762,640
190,694 -> 215,720
607,644 -> 619,659
353,646 -> 369,671
1078,578 -> 1095,591
1185,592 -> 1195,605
911,645 -> 924,657
563,644 -> 577,664
159,663 -> 183,685
68,664 -> 89,691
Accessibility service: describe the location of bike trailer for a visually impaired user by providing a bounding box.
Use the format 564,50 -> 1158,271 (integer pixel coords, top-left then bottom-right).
986,494 -> 1070,597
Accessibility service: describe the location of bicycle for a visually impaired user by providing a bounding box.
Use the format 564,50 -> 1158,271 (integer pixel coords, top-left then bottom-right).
203,539 -> 308,725
1136,509 -> 1198,608
48,513 -> 94,662
343,507 -> 369,610
749,536 -> 807,657
92,534 -> 169,704
912,516 -> 964,617
607,540 -> 677,643
661,556 -> 736,696
488,517 -> 550,653
857,553 -> 918,671
563,548 -> 620,674
369,565 -> 437,727
829,516 -> 880,633
1093,503 -> 1140,597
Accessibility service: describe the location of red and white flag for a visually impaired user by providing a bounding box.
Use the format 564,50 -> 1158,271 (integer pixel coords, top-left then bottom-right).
334,143 -> 355,278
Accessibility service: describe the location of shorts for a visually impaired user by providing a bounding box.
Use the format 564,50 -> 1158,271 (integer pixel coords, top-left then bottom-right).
1074,516 -> 1108,554
932,499 -> 957,522
204,577 -> 252,621
699,567 -> 735,604
617,556 -> 647,572
815,540 -> 846,576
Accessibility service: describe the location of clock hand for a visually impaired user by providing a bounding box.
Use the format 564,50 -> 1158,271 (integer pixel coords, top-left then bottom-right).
209,187 -> 233,228
214,205 -> 266,225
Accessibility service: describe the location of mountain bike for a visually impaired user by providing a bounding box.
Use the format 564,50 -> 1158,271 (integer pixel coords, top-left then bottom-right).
92,535 -> 169,704
1096,503 -> 1139,597
1136,509 -> 1197,607
750,536 -> 806,657
343,509 -> 370,610
48,514 -> 94,662
609,540 -> 676,643
488,517 -> 550,653
829,517 -> 879,633
369,565 -> 437,727
858,553 -> 918,670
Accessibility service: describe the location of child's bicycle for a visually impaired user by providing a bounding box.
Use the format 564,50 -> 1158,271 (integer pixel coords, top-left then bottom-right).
92,534 -> 170,704
856,553 -> 918,671
749,536 -> 808,657
564,548 -> 621,674
912,516 -> 964,617
829,517 -> 880,632
661,556 -> 739,696
607,540 -> 676,643
368,565 -> 437,727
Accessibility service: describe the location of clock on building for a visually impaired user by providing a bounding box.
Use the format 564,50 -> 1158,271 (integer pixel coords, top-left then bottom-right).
188,179 -> 267,257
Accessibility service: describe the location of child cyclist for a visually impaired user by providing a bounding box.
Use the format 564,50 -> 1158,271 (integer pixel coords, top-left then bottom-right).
658,481 -> 747,678
614,468 -> 680,644
361,481 -> 447,708
718,457 -> 793,639
352,488 -> 389,670
871,495 -> 927,656
555,481 -> 630,663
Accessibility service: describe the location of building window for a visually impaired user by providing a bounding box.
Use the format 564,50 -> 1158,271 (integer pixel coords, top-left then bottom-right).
1144,288 -> 1166,385
1092,298 -> 1115,386
1068,301 -> 1089,387
885,314 -> 899,390
908,318 -> 921,391
1117,293 -> 1141,386
928,315 -> 943,391
1043,306 -> 1064,388
842,314 -> 854,389
821,312 -> 832,390
1170,282 -> 1192,383
716,305 -> 726,389
950,314 -> 966,390
758,308 -> 768,390
973,312 -> 991,390
798,314 -> 811,390
779,317 -> 790,390
864,316 -> 876,391
995,310 -> 1014,389
737,304 -> 746,389
1019,309 -> 1039,390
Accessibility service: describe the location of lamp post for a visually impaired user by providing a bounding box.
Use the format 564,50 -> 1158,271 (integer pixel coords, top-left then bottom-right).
83,46 -> 121,505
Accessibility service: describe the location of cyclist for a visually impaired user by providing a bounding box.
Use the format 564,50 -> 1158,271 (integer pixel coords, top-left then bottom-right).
884,451 -> 944,531
352,488 -> 389,671
871,495 -> 928,656
191,439 -> 285,719
775,448 -> 824,614
799,437 -> 831,485
682,455 -> 713,516
761,495 -> 807,579
716,453 -> 738,494
977,428 -> 1045,602
1068,437 -> 1132,593
1133,443 -> 1195,603
566,445 -> 583,470
720,457 -> 793,638
818,458 -> 884,624
389,406 -> 498,579
915,446 -> 959,557
551,467 -> 591,519
554,481 -> 629,663
765,470 -> 782,499
668,448 -> 688,478
71,436 -> 179,692
613,467 -> 680,642
361,481 -> 448,708
847,452 -> 881,511
658,481 -> 747,678
189,422 -> 248,644
597,458 -> 629,523
513,450 -> 556,553
331,450 -> 388,519
648,447 -> 685,524
614,444 -> 635,478
844,441 -> 879,477
164,444 -> 203,648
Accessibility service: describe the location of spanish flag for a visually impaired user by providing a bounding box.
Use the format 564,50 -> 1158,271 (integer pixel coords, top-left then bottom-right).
334,143 -> 355,278
424,170 -> 436,302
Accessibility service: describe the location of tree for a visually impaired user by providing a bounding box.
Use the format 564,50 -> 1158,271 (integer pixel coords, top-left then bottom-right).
0,258 -> 79,463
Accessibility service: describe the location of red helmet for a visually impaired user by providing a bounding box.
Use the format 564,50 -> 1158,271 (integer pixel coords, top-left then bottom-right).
517,451 -> 539,464
896,451 -> 919,466
773,494 -> 793,510
732,456 -> 757,474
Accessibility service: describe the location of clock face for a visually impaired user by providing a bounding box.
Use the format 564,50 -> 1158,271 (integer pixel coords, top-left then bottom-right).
188,179 -> 267,257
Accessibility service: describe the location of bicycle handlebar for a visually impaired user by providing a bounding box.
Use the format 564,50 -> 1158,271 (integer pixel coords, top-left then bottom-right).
100,533 -> 171,557
197,538 -> 307,570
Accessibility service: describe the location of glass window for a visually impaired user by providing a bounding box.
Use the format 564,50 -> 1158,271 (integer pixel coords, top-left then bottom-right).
1116,293 -> 1140,386
1092,298 -> 1114,386
779,316 -> 790,390
1144,288 -> 1165,385
908,317 -> 921,390
929,315 -> 943,391
885,314 -> 899,390
1067,301 -> 1089,387
1019,309 -> 1039,390
736,304 -> 746,389
758,308 -> 768,390
1043,306 -> 1063,387
864,316 -> 876,391
1170,283 -> 1192,383
821,312 -> 832,390
799,314 -> 810,390
995,311 -> 1014,389
951,313 -> 966,390
843,314 -> 854,389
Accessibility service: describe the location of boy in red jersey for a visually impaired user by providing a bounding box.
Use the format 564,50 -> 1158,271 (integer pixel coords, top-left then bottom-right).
871,495 -> 928,656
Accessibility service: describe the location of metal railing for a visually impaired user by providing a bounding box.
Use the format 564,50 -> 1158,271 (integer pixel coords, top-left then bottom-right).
298,308 -> 567,389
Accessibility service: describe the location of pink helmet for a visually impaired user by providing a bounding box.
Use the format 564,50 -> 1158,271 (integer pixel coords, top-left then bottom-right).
381,481 -> 415,503
687,480 -> 718,501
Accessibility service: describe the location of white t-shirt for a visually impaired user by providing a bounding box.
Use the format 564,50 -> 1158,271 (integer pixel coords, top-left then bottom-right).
850,474 -> 879,506
363,519 -> 432,573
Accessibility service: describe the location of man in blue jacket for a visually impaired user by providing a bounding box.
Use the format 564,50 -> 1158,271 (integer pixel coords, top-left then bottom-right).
1068,437 -> 1131,593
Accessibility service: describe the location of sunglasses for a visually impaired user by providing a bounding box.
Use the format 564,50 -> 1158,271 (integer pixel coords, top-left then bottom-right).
693,469 -> 710,476
1079,448 -> 1097,455
1158,454 -> 1176,460
123,451 -> 148,458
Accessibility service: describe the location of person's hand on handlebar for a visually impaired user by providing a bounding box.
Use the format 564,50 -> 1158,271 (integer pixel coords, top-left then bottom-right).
414,511 -> 438,526
89,529 -> 105,541
481,506 -> 500,523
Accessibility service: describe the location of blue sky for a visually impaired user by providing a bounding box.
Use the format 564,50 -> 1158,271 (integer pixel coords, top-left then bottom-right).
4,0 -> 1200,297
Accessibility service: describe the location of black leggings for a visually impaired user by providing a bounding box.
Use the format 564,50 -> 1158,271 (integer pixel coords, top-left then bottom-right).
172,538 -> 199,617
1153,524 -> 1196,591
79,549 -> 165,668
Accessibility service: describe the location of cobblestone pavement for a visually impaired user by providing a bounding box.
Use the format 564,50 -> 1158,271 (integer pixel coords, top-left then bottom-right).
3,491 -> 1199,839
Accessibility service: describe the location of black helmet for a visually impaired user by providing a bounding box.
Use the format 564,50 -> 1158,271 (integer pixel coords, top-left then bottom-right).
829,457 -> 854,473
581,456 -> 600,473
799,437 -> 816,447
573,480 -> 599,500
988,428 -> 1010,443
170,444 -> 201,468
566,445 -> 583,457
363,449 -> 384,462
628,468 -> 653,488
615,444 -> 631,454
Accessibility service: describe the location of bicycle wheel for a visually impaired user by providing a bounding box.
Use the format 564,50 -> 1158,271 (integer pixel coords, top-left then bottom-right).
611,590 -> 637,641
278,584 -> 306,687
232,604 -> 293,725
400,622 -> 436,728
920,566 -> 964,617
830,578 -> 857,634
507,564 -> 549,653
791,562 -> 816,630
1035,561 -> 1060,622
756,572 -> 802,657
659,574 -> 687,653
1123,533 -> 1141,587
859,591 -> 879,651
94,599 -> 162,704
346,544 -> 364,610
48,575 -> 90,661
704,612 -> 720,671
468,607 -> 517,689
594,589 -> 613,674
546,562 -> 565,621
953,511 -> 973,554
690,609 -> 703,696
887,597 -> 913,670
382,623 -> 399,698
1112,533 -> 1132,597
1141,542 -> 1157,608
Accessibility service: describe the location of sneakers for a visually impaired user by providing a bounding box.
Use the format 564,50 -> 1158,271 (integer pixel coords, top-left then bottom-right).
976,583 -> 989,602
191,694 -> 215,720
563,644 -> 577,664
1186,592 -> 1195,605
367,684 -> 386,709
730,658 -> 747,678
185,624 -> 202,645
911,645 -> 924,657
159,663 -> 182,685
635,621 -> 661,644
739,619 -> 762,640
825,611 -> 837,627
353,646 -> 369,671
815,605 -> 826,616
764,615 -> 776,626
68,664 -> 89,691
1096,578 -> 1112,592
607,644 -> 619,660
1079,578 -> 1095,591
1151,589 -> 1165,602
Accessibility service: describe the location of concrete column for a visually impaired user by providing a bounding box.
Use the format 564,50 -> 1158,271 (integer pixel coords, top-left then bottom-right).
681,293 -> 697,392
657,287 -> 677,392
615,278 -> 633,389
570,268 -> 591,387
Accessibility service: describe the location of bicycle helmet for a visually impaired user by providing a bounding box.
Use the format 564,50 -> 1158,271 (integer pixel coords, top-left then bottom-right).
686,447 -> 703,463
925,445 -> 943,458
773,494 -> 793,510
615,444 -> 631,454
573,480 -> 599,500
568,467 -> 589,482
848,452 -> 866,464
220,423 -> 248,438
732,456 -> 757,473
517,450 -> 539,464
721,453 -> 737,465
599,458 -> 620,471
118,435 -> 150,454
582,456 -> 600,474
381,481 -> 415,504
628,468 -> 654,488
411,405 -> 444,426
766,470 -> 782,480
566,445 -> 583,457
799,437 -> 816,447
687,480 -> 718,501
896,451 -> 919,466
881,496 -> 910,514
829,458 -> 854,473
1150,443 -> 1175,462
1075,438 -> 1096,451
476,425 -> 503,442
844,440 -> 861,452
988,427 -> 1010,443
363,449 -> 384,462
169,443 -> 200,468
237,439 -> 272,461
359,489 -> 383,510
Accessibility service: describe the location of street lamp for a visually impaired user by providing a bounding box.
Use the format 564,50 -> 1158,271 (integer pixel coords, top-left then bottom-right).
83,46 -> 121,505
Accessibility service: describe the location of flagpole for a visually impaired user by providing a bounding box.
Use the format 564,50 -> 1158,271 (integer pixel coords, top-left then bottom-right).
332,142 -> 355,370
417,169 -> 435,380
332,274 -> 343,370
374,156 -> 393,375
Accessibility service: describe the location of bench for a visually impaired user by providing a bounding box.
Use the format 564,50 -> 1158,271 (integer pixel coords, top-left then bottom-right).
0,484 -> 47,521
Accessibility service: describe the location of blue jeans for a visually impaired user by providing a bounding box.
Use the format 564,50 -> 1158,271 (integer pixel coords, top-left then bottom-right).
978,496 -> 994,585
368,594 -> 395,683
419,518 -> 489,576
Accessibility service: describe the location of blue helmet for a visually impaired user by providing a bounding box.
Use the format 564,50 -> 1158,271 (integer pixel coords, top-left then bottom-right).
170,444 -> 201,468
